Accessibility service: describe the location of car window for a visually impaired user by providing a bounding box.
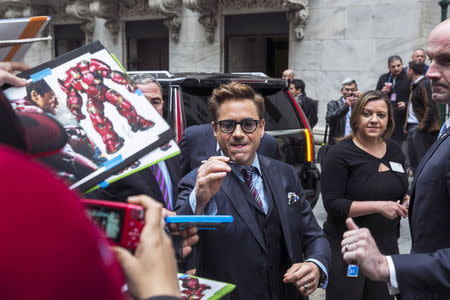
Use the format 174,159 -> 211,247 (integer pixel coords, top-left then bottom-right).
263,91 -> 302,131
182,88 -> 213,127
182,88 -> 301,131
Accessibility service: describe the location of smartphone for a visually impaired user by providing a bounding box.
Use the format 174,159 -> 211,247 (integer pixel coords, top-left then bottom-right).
165,215 -> 233,229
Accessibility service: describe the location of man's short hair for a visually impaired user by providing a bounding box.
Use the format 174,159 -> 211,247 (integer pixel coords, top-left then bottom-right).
388,55 -> 403,65
408,61 -> 426,75
412,48 -> 425,55
341,78 -> 356,86
26,80 -> 52,99
291,79 -> 306,94
129,73 -> 163,94
208,82 -> 264,121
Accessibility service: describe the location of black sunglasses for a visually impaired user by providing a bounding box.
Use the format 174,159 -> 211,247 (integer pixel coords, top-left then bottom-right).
214,119 -> 260,134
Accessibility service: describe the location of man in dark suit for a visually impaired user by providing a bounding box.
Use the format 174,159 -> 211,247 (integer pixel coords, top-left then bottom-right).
325,78 -> 360,145
289,79 -> 318,129
341,20 -> 450,298
376,55 -> 411,143
406,60 -> 440,174
180,123 -> 280,176
86,74 -> 180,209
176,82 -> 330,299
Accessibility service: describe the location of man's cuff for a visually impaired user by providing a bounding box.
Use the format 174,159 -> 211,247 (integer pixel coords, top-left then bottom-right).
306,258 -> 328,288
189,188 -> 217,215
386,256 -> 400,295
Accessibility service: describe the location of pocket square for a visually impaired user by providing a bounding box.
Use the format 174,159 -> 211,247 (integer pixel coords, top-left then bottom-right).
288,192 -> 300,206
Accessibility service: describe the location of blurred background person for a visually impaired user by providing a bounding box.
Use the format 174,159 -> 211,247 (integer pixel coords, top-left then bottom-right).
405,60 -> 440,175
289,79 -> 318,129
282,69 -> 295,82
376,55 -> 411,144
410,48 -> 429,74
321,90 -> 409,300
326,78 -> 360,145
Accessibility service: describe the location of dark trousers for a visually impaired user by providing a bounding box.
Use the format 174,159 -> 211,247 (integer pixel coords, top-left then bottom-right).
407,127 -> 438,173
325,235 -> 395,300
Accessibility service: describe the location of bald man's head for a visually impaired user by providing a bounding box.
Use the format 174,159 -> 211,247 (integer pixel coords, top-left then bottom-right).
425,19 -> 450,104
282,69 -> 295,81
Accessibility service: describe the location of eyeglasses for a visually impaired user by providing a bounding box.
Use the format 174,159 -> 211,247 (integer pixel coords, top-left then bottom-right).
214,119 -> 260,134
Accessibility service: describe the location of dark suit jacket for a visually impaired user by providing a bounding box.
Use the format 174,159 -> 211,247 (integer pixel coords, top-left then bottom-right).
85,155 -> 181,209
325,98 -> 348,145
391,129 -> 450,298
376,70 -> 411,142
409,77 -> 440,133
180,124 -> 281,176
175,155 -> 330,299
296,94 -> 318,129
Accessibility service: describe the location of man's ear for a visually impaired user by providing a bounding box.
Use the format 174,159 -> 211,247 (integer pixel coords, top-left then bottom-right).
211,121 -> 218,137
30,90 -> 39,102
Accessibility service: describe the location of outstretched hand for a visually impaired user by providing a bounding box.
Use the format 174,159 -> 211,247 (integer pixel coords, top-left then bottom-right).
0,62 -> 29,87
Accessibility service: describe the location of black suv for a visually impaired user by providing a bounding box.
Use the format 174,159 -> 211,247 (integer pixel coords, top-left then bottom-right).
130,72 -> 320,207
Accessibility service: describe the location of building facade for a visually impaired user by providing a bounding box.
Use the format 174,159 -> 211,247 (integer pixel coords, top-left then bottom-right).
0,0 -> 442,132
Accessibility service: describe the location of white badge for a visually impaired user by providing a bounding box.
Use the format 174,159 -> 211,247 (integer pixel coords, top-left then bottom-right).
389,161 -> 404,173
390,93 -> 397,101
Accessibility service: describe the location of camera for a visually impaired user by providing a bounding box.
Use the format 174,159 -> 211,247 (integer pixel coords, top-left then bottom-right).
81,199 -> 145,250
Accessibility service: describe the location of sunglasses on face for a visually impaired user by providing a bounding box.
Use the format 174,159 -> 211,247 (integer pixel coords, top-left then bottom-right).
214,119 -> 260,134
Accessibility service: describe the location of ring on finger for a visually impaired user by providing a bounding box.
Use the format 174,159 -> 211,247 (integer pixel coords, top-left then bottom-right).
344,243 -> 350,252
303,284 -> 309,291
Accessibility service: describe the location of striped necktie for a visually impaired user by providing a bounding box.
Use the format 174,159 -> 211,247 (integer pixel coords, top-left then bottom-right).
438,123 -> 448,139
151,163 -> 171,210
241,166 -> 264,211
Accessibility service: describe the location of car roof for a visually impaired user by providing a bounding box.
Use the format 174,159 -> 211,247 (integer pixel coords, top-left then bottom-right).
128,71 -> 287,89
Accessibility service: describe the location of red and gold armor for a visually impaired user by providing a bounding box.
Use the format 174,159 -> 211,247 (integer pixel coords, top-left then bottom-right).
59,58 -> 154,154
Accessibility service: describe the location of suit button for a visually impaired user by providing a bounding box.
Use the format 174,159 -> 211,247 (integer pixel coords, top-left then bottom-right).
268,241 -> 273,248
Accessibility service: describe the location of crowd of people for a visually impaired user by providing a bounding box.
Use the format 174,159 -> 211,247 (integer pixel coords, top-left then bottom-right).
0,18 -> 449,300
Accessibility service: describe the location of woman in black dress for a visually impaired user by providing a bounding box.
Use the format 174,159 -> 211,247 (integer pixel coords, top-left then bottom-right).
321,90 -> 409,300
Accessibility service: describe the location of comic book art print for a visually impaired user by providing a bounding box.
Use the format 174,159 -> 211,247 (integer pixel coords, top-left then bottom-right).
3,41 -> 178,192
178,274 -> 235,300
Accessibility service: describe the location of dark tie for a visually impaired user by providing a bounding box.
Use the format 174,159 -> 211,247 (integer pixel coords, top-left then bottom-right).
241,166 -> 264,211
151,163 -> 171,210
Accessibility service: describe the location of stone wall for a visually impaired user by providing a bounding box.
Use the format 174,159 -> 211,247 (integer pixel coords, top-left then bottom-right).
290,0 -> 442,131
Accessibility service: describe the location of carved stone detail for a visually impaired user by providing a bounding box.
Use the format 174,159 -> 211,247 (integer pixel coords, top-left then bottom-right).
65,2 -> 94,43
0,3 -> 49,19
218,0 -> 283,10
90,0 -> 120,43
148,0 -> 182,43
184,0 -> 218,43
65,0 -> 121,43
284,0 -> 309,40
120,0 -> 152,17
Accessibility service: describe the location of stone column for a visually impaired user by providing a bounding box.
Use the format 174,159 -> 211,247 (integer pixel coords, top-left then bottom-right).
170,5 -> 221,72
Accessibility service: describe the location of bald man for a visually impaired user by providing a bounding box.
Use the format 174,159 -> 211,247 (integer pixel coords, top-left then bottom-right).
282,69 -> 295,82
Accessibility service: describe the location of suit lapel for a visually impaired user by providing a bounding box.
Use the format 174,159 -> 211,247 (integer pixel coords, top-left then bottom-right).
259,156 -> 293,259
221,174 -> 268,254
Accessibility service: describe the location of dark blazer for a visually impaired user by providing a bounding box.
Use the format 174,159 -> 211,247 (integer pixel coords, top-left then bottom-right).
325,98 -> 348,145
296,94 -> 318,129
376,70 -> 411,142
180,124 -> 281,176
391,129 -> 450,298
409,77 -> 440,133
176,155 -> 330,299
85,155 -> 181,209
